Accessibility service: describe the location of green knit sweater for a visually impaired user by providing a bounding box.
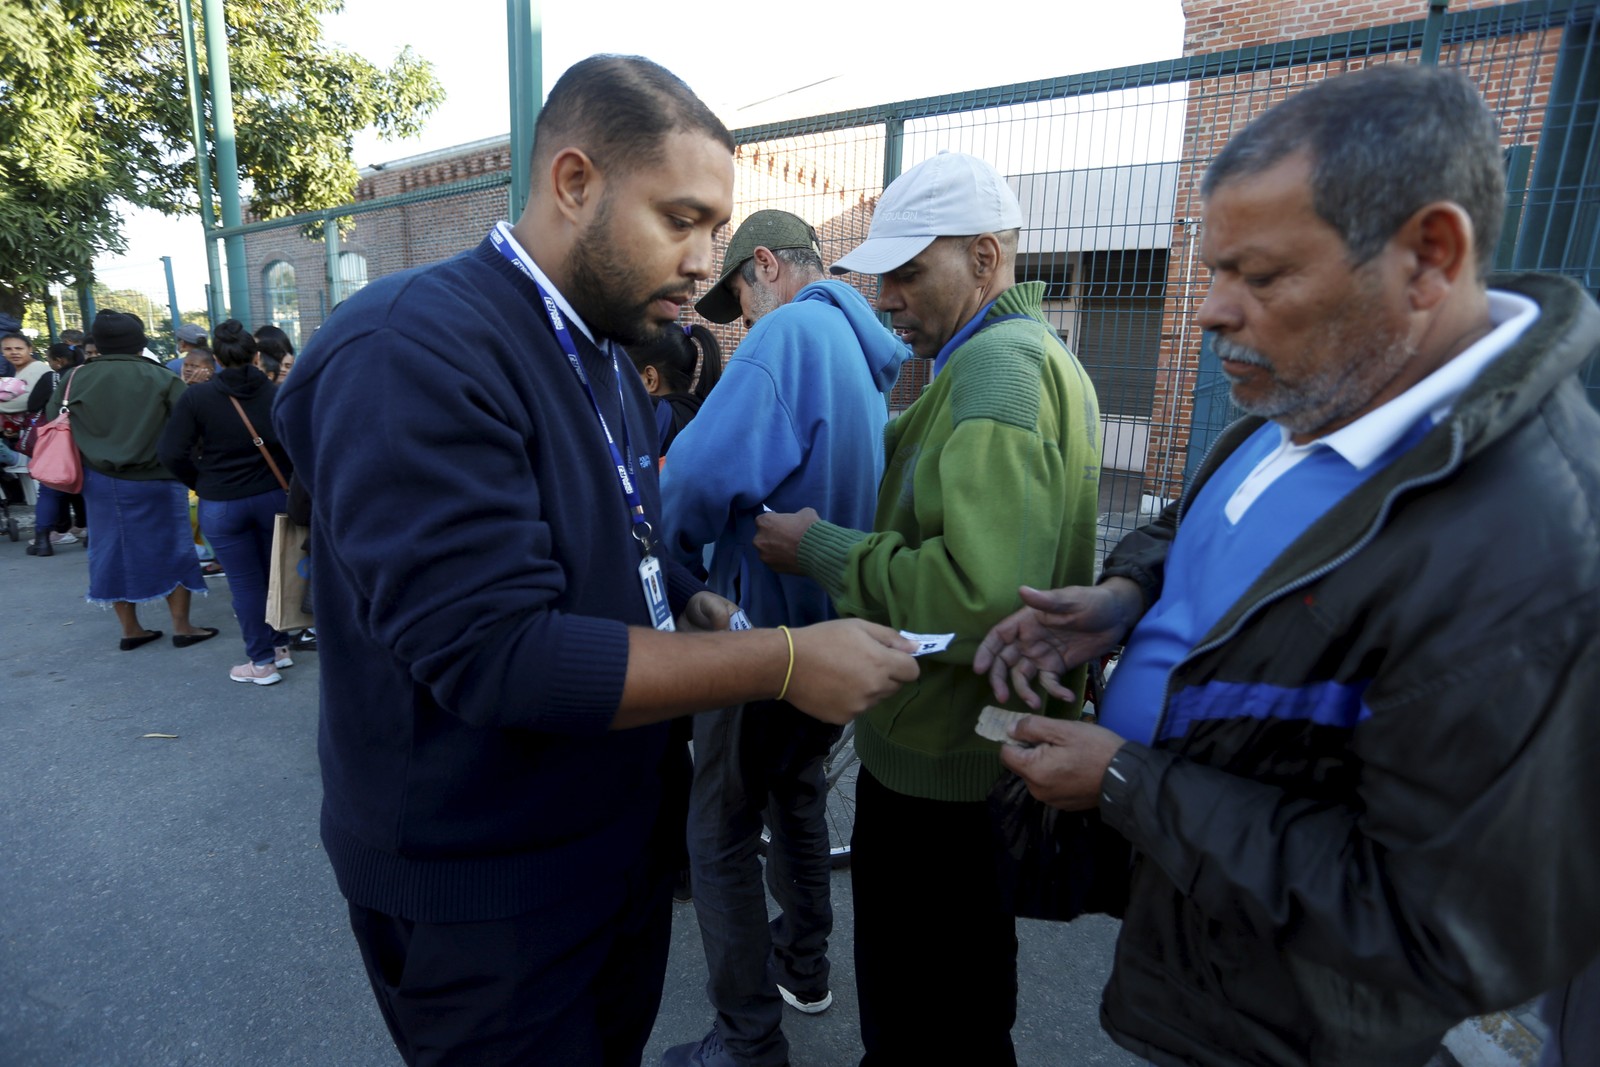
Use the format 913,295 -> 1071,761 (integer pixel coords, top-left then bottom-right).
797,282 -> 1102,801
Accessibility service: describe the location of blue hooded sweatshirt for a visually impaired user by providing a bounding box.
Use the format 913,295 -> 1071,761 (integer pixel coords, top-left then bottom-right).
660,280 -> 909,629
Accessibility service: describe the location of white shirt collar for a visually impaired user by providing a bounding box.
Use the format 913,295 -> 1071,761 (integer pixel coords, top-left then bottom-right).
492,220 -> 601,348
1302,289 -> 1541,469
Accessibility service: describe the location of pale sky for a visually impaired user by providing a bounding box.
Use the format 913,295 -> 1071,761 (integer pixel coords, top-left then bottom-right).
96,0 -> 1186,315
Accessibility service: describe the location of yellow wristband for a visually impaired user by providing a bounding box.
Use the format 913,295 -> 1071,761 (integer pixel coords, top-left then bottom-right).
776,625 -> 795,703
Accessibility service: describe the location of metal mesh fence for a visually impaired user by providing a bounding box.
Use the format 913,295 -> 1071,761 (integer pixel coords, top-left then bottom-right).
50,260 -> 185,354
216,0 -> 1599,562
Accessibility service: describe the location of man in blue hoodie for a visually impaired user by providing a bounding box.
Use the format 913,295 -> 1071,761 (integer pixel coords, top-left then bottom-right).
658,210 -> 909,1067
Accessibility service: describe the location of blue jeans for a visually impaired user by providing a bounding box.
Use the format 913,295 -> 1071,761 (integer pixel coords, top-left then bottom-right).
35,482 -> 61,533
33,483 -> 85,533
199,488 -> 288,665
686,701 -> 840,1066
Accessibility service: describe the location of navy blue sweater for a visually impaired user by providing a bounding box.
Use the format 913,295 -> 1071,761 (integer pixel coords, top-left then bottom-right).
274,236 -> 702,922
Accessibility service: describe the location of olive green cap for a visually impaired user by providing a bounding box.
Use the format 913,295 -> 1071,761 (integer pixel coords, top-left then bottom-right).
694,210 -> 823,324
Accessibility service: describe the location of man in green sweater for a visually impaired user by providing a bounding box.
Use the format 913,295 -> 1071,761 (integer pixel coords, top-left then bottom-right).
755,151 -> 1102,1065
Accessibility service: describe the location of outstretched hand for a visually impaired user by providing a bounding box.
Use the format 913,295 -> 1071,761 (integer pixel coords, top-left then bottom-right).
973,578 -> 1145,709
785,618 -> 919,724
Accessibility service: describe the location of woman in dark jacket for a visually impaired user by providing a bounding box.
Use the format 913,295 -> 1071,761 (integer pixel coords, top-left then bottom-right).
158,320 -> 294,686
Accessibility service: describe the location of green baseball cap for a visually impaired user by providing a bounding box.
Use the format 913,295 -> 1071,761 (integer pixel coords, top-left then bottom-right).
694,209 -> 823,324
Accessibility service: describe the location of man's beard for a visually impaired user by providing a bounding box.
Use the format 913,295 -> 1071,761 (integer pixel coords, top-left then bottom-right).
563,199 -> 689,347
1216,291 -> 1415,438
745,276 -> 784,325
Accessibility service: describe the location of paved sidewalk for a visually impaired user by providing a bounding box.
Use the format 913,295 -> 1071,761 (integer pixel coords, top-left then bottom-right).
0,520 -> 1137,1067
0,506 -> 1549,1067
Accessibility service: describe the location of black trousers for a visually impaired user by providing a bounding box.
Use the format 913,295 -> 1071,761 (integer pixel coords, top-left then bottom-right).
347,862 -> 673,1067
851,767 -> 1019,1067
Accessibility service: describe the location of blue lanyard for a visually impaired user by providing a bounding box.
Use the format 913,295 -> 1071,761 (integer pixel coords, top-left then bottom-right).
488,223 -> 655,555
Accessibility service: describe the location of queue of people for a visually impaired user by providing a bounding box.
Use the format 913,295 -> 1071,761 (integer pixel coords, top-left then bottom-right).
266,54 -> 1600,1067
2,312 -> 312,685
7,52 -> 1596,1067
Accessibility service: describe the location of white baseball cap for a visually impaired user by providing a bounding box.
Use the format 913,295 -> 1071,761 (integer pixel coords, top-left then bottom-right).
830,151 -> 1023,276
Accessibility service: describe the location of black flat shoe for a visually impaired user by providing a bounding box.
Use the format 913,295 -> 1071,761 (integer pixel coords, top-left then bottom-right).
120,630 -> 164,651
172,627 -> 220,648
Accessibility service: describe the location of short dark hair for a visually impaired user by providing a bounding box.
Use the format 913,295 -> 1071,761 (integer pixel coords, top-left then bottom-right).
1203,64 -> 1506,278
531,55 -> 733,189
738,246 -> 826,287
46,342 -> 83,368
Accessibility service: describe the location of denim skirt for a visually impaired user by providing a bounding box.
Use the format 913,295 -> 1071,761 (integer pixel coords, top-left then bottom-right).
82,466 -> 206,605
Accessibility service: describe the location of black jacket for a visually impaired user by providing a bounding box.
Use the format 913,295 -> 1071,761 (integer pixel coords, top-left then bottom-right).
27,368 -> 62,416
157,366 -> 291,500
1094,273 -> 1600,1067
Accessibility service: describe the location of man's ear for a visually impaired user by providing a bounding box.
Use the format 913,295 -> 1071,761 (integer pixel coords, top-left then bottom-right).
969,233 -> 1003,281
751,246 -> 780,283
548,147 -> 601,224
1398,201 -> 1476,311
640,365 -> 660,393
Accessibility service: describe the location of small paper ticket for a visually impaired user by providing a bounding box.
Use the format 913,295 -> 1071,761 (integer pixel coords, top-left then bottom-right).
728,608 -> 754,631
899,630 -> 955,656
975,705 -> 1034,747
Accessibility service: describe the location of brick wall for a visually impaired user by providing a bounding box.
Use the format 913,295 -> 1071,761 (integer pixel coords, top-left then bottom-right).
1140,0 -> 1564,501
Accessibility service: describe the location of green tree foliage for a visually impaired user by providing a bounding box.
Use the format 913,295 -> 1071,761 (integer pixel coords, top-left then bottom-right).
0,0 -> 444,321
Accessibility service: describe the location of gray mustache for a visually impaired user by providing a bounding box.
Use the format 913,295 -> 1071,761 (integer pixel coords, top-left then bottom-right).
1213,335 -> 1271,368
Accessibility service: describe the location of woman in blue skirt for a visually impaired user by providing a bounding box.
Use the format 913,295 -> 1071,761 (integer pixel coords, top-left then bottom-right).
46,311 -> 217,651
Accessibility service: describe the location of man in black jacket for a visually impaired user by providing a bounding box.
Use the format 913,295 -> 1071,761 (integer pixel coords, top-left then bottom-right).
975,64 -> 1600,1067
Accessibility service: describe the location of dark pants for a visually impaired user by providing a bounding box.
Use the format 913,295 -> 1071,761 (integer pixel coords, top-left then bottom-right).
34,485 -> 87,533
686,700 -> 841,1065
199,488 -> 287,664
348,861 -> 674,1067
1538,954 -> 1600,1067
852,767 -> 1019,1067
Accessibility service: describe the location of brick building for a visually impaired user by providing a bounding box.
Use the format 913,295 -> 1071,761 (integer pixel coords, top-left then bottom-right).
1145,0 -> 1568,500
241,0 -> 1582,514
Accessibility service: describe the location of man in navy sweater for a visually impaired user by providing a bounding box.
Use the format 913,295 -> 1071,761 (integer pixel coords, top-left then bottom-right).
274,55 -> 917,1067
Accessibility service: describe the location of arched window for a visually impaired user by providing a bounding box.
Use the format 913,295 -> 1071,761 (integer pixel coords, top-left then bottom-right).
263,261 -> 300,347
337,252 -> 369,300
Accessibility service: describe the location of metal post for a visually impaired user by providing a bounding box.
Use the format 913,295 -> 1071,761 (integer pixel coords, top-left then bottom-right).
875,115 -> 905,328
1421,0 -> 1450,65
178,0 -> 225,327
45,302 -> 59,345
506,0 -> 543,217
78,282 -> 96,326
202,0 -> 251,324
323,216 -> 341,314
881,114 -> 905,192
162,256 -> 182,337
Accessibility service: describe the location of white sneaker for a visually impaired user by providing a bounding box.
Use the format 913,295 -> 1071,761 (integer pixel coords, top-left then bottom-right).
51,531 -> 79,545
776,983 -> 833,1014
230,662 -> 282,686
273,646 -> 294,669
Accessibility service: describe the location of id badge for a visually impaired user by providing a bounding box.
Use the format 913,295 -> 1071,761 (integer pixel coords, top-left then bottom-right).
639,554 -> 676,632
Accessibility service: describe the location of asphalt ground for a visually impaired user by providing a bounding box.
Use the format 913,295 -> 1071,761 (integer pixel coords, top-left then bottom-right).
0,520 -> 1141,1067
